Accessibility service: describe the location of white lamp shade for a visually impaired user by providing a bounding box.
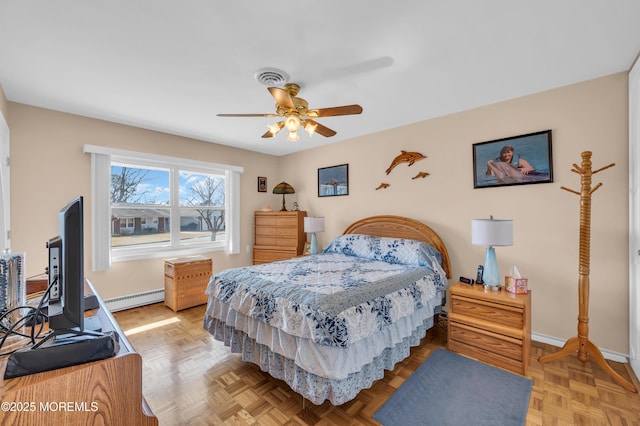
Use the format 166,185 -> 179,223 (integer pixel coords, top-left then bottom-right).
471,218 -> 513,246
304,216 -> 325,233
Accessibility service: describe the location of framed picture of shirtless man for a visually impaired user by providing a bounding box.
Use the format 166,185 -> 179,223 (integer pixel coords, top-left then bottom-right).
473,130 -> 553,189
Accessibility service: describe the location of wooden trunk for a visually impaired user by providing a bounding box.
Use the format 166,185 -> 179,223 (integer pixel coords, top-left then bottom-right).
164,256 -> 212,312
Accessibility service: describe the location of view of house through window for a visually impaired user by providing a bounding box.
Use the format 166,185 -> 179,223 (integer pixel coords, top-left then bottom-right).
110,163 -> 226,251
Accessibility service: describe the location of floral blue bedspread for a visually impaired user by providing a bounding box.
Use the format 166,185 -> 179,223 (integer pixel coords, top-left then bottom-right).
206,252 -> 447,348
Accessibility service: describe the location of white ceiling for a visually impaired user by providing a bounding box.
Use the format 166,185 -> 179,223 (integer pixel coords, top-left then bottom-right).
1,1 -> 640,156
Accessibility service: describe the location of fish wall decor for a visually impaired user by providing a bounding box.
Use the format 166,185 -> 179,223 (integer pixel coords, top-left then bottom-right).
385,151 -> 426,175
412,171 -> 430,179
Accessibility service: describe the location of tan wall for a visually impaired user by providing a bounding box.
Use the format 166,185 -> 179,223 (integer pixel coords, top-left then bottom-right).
281,73 -> 630,354
7,102 -> 284,299
4,72 -> 631,354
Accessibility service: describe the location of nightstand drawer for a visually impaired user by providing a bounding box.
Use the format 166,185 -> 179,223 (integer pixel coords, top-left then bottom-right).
451,295 -> 523,329
448,339 -> 526,376
449,321 -> 524,361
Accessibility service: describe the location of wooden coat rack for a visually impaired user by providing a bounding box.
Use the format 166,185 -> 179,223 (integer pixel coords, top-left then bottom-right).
538,151 -> 636,392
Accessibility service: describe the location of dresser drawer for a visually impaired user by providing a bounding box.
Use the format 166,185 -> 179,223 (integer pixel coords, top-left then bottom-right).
275,227 -> 298,238
255,226 -> 276,236
274,237 -> 297,247
255,216 -> 276,227
275,216 -> 299,227
253,248 -> 296,263
255,236 -> 276,246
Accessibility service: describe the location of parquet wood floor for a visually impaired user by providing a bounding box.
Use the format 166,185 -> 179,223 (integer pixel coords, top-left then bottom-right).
114,303 -> 640,425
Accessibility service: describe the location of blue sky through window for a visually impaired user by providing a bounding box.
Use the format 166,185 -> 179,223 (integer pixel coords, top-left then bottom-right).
111,165 -> 223,205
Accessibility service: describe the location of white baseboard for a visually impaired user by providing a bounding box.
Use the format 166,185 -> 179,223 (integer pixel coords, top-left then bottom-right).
104,288 -> 164,312
532,332 -> 629,363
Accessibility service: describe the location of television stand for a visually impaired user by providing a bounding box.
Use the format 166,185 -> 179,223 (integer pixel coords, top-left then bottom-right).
0,279 -> 158,425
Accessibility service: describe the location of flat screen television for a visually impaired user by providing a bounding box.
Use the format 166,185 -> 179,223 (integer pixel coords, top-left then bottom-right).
47,196 -> 86,331
2,196 -> 116,378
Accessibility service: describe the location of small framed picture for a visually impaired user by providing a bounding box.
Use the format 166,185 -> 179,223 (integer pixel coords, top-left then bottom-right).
472,130 -> 553,189
318,164 -> 349,197
303,241 -> 311,256
257,176 -> 267,192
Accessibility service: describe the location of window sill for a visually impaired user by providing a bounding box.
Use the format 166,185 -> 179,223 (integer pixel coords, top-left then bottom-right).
111,244 -> 225,263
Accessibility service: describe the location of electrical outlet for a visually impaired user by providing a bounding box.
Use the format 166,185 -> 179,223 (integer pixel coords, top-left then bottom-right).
246,245 -> 251,253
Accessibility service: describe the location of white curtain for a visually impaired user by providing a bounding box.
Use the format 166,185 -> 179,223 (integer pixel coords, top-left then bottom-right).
89,151 -> 112,271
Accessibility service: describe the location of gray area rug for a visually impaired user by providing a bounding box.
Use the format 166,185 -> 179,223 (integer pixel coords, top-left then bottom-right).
372,348 -> 532,426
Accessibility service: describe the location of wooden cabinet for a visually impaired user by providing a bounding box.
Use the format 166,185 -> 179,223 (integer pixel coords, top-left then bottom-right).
164,256 -> 212,312
253,211 -> 307,264
0,280 -> 158,425
448,283 -> 531,375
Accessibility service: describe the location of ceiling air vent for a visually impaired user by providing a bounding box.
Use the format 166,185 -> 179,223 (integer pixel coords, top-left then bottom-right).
255,68 -> 290,87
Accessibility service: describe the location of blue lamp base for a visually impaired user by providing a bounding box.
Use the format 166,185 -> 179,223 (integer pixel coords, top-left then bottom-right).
483,246 -> 501,290
310,233 -> 319,255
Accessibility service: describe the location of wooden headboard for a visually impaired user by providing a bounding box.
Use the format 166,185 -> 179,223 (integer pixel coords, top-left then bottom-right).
342,215 -> 451,279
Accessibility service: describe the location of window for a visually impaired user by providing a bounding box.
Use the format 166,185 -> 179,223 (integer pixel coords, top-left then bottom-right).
84,145 -> 243,270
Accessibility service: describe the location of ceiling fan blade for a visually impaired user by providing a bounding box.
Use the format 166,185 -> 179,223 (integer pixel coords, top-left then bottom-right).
306,119 -> 337,137
308,104 -> 363,118
268,87 -> 295,110
262,121 -> 284,138
217,113 -> 278,117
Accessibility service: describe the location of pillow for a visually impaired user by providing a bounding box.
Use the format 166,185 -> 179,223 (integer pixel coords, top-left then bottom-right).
323,234 -> 372,258
323,234 -> 442,267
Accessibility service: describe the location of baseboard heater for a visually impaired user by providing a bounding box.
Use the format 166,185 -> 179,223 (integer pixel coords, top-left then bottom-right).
104,288 -> 164,312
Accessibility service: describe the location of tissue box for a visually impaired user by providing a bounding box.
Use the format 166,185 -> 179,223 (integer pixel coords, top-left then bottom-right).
505,276 -> 528,294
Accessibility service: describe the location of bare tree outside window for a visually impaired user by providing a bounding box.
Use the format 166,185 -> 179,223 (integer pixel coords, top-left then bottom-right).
181,174 -> 225,241
108,163 -> 228,249
111,166 -> 153,204
110,165 -> 170,246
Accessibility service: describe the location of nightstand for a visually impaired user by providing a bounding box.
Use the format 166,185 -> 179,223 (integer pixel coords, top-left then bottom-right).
447,282 -> 531,375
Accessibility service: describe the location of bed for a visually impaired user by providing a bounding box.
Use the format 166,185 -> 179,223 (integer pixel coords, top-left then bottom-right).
203,215 -> 452,405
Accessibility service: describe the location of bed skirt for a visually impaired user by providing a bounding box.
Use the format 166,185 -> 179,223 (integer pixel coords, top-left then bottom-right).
203,314 -> 435,405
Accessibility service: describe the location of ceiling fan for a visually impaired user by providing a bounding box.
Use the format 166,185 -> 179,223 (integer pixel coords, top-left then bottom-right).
217,83 -> 363,141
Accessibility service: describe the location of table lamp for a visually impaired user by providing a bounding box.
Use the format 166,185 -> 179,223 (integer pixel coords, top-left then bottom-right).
272,181 -> 295,211
304,217 -> 325,254
471,216 -> 513,290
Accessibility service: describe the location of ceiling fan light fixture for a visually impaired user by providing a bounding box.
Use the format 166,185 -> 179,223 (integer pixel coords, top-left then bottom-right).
285,114 -> 301,132
287,131 -> 299,142
267,123 -> 281,135
304,121 -> 317,137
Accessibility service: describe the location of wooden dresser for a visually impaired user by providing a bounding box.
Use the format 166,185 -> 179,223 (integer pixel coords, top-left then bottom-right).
253,210 -> 307,264
448,282 -> 531,375
0,280 -> 158,425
